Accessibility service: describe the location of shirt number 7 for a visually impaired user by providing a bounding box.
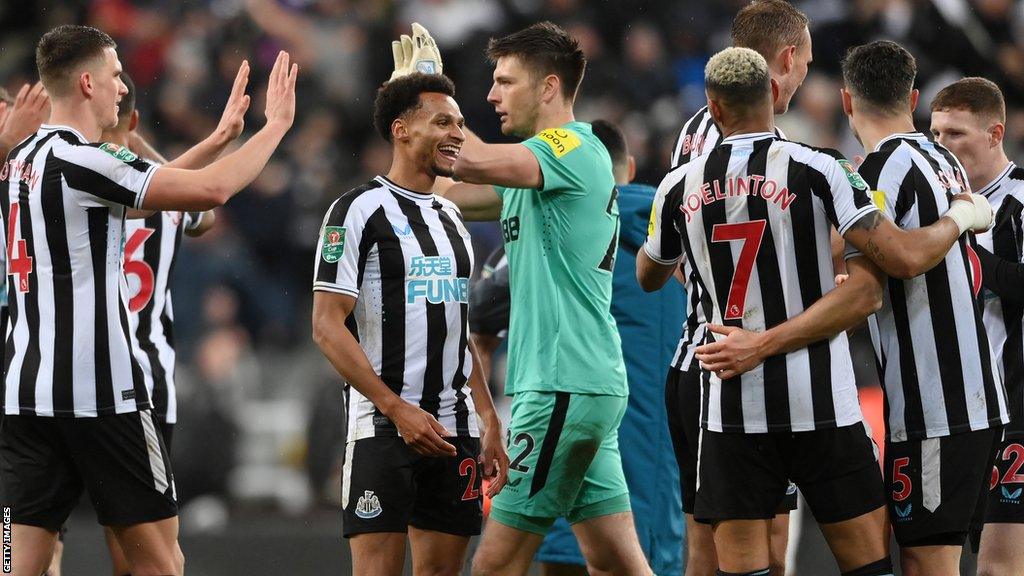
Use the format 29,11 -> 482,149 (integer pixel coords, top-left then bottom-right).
711,219 -> 767,320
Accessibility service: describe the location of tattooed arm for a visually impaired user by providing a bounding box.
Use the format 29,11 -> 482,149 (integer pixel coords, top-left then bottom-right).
842,207 -> 962,279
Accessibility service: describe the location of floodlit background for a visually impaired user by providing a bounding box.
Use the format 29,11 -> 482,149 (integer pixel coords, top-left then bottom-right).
1,0 -> 1022,573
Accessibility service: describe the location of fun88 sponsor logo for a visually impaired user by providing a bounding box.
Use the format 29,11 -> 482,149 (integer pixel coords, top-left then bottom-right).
407,255 -> 469,304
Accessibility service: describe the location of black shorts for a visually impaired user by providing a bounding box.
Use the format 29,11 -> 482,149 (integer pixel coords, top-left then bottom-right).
983,436 -> 1024,524
341,436 -> 482,538
694,421 -> 884,524
159,420 -> 174,453
665,365 -> 797,515
885,427 -> 998,547
0,410 -> 177,530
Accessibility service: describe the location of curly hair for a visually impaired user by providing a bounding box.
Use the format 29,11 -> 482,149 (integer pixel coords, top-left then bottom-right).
372,73 -> 456,142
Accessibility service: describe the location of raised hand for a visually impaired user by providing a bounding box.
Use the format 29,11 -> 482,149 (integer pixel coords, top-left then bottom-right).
388,22 -> 443,81
264,51 -> 298,129
213,61 -> 251,144
0,82 -> 50,149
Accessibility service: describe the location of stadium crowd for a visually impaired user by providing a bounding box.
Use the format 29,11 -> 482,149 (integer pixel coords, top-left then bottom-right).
1,1 -> 1024,575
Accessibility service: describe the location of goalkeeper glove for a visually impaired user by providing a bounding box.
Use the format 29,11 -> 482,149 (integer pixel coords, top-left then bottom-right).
390,22 -> 443,81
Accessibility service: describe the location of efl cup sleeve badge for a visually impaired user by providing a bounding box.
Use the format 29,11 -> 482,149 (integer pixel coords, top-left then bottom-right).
838,159 -> 868,190
355,490 -> 383,519
321,226 -> 347,263
98,142 -> 139,163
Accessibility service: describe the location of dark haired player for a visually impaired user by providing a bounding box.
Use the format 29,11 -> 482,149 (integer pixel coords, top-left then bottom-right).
420,21 -> 651,575
1,24 -> 297,575
838,41 -> 1009,576
931,76 -> 1024,576
311,71 -> 507,576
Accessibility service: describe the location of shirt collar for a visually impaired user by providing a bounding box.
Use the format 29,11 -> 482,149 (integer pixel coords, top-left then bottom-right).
375,175 -> 437,204
975,162 -> 1016,197
40,124 -> 87,143
873,131 -> 925,152
721,131 -> 777,145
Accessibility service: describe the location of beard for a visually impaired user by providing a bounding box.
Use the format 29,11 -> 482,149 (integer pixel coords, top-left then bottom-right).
430,159 -> 455,178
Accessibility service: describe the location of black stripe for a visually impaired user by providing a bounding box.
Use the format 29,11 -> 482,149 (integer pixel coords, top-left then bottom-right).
369,206 -> 407,434
743,139 -> 790,430
673,108 -> 707,168
435,205 -> 473,435
41,149 -> 75,413
792,157 -> 836,426
700,145 -> 746,430
857,144 -> 900,191
395,196 -> 447,421
87,207 -> 116,413
315,182 -> 380,285
14,132 -> 58,415
658,172 -> 687,262
529,392 -> 571,497
910,144 -> 974,429
137,215 -> 169,418
996,197 -> 1024,436
56,156 -> 141,207
887,275 -> 925,436
118,262 -> 151,414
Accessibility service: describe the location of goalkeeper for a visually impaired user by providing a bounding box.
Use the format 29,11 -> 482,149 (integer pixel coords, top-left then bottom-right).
391,21 -> 656,575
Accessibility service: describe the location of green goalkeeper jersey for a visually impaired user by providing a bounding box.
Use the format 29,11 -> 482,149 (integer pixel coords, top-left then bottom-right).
495,121 -> 628,397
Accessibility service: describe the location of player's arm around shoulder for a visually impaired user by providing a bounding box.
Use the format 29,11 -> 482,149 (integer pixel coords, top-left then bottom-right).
452,127 -> 541,190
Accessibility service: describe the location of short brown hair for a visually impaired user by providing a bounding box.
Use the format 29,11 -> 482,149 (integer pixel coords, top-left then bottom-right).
486,22 -> 586,101
841,40 -> 916,113
931,77 -> 1006,123
36,25 -> 116,96
731,0 -> 809,59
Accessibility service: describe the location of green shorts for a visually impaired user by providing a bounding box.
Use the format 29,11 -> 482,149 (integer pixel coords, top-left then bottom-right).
490,391 -> 631,534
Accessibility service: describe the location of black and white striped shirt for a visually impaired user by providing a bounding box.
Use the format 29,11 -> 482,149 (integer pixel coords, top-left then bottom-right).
124,207 -> 203,424
859,132 -> 1008,441
646,132 -> 876,433
1,125 -> 156,417
668,108 -> 786,371
313,176 -> 478,440
973,162 -> 1024,439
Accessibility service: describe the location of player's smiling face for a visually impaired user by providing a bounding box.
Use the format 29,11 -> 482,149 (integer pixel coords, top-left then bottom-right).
931,108 -> 997,174
488,56 -> 542,139
404,92 -> 465,178
89,47 -> 129,130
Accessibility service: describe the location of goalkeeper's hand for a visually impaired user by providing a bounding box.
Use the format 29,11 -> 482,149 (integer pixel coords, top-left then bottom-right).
390,22 -> 443,81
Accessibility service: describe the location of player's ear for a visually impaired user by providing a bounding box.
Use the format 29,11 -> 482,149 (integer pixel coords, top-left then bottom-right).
990,121 -> 1005,148
770,78 -> 780,105
128,109 -> 139,132
707,94 -> 724,125
391,118 -> 409,142
908,89 -> 919,114
542,74 -> 560,104
840,88 -> 853,117
627,155 -> 636,184
79,70 -> 92,98
779,44 -> 796,74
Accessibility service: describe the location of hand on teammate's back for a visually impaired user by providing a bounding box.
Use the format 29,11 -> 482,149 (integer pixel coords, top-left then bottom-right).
695,324 -> 767,380
212,61 -> 252,144
263,50 -> 298,130
390,401 -> 458,457
0,82 -> 50,149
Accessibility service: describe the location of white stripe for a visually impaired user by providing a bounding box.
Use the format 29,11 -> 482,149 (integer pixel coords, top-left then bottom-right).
341,440 -> 355,509
140,410 -> 170,494
921,438 -> 942,512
